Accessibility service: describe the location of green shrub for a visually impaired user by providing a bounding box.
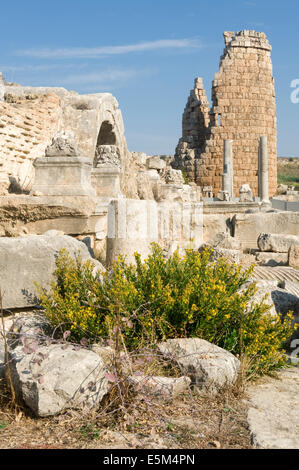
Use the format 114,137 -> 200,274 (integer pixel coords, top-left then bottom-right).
181,170 -> 189,184
35,245 -> 296,376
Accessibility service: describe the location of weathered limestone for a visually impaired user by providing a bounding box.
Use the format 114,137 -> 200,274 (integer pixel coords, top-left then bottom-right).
258,233 -> 299,253
30,135 -> 96,197
202,214 -> 231,243
276,184 -> 289,195
174,30 -> 277,197
233,212 -> 299,250
204,247 -> 240,264
44,133 -> 79,157
94,144 -> 121,168
31,156 -> 96,197
106,198 -> 203,265
245,280 -> 299,318
127,375 -> 191,398
10,344 -> 109,417
258,136 -> 269,202
0,194 -> 103,239
159,183 -> 200,204
92,166 -> 122,198
244,281 -> 278,317
207,231 -> 241,250
217,190 -> 230,201
288,245 -> 299,269
131,152 -> 147,165
199,230 -> 241,264
0,90 -> 61,193
106,199 -> 159,264
202,186 -> 213,198
0,80 -> 128,194
239,184 -> 253,203
255,251 -> 288,267
147,156 -> 166,171
173,78 -> 210,181
164,169 -> 185,185
247,368 -> 299,449
158,338 -> 240,393
251,266 -> 299,284
8,312 -> 53,350
0,233 -> 104,310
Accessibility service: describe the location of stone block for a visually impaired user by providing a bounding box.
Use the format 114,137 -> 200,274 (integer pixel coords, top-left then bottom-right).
0,234 -> 104,310
258,233 -> 299,253
31,156 -> 96,197
158,338 -> 240,393
91,166 -> 122,198
255,251 -> 288,267
147,156 -> 166,171
127,375 -> 191,398
239,184 -> 253,202
289,245 -> 299,269
10,344 -> 109,417
233,212 -> 299,250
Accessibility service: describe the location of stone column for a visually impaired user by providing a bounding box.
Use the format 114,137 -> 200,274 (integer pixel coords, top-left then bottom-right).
222,140 -> 234,198
0,73 -> 5,101
259,136 -> 269,202
106,199 -> 159,266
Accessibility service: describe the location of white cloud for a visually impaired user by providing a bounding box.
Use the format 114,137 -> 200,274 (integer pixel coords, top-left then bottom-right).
16,38 -> 202,59
0,63 -> 87,73
57,67 -> 156,91
59,69 -> 139,85
0,64 -> 59,72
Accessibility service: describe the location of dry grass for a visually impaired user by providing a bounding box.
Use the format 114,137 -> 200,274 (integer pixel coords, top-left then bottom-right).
0,357 -> 253,450
0,389 -> 252,449
277,158 -> 299,190
0,306 -> 253,450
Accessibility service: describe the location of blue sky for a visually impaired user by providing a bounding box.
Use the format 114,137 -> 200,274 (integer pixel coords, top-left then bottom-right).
0,0 -> 298,156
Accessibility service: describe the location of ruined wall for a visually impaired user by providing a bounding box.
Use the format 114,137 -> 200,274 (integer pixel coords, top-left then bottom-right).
173,30 -> 277,197
173,78 -> 210,181
0,77 -> 128,194
0,89 -> 61,193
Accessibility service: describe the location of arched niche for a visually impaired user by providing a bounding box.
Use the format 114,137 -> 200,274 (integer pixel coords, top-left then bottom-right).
96,121 -> 117,147
94,120 -> 121,167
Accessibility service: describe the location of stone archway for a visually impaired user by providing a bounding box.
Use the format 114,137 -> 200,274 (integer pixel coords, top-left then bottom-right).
96,121 -> 117,147
93,120 -> 120,167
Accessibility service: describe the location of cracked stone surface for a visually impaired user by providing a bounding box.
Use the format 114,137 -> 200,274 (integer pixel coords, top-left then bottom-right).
247,367 -> 299,449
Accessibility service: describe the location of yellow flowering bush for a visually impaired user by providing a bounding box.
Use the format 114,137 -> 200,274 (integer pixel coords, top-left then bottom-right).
36,245 -> 296,376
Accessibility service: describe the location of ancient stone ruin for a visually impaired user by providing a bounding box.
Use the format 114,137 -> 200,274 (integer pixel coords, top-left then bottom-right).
0,79 -> 127,195
0,30 -> 298,274
0,30 -> 297,295
0,30 -> 299,449
173,30 -> 277,198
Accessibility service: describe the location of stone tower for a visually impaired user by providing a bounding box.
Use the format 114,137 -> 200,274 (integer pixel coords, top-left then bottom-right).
173,30 -> 277,197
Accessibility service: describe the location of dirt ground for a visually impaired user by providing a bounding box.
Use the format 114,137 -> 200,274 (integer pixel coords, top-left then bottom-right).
0,377 -> 252,450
